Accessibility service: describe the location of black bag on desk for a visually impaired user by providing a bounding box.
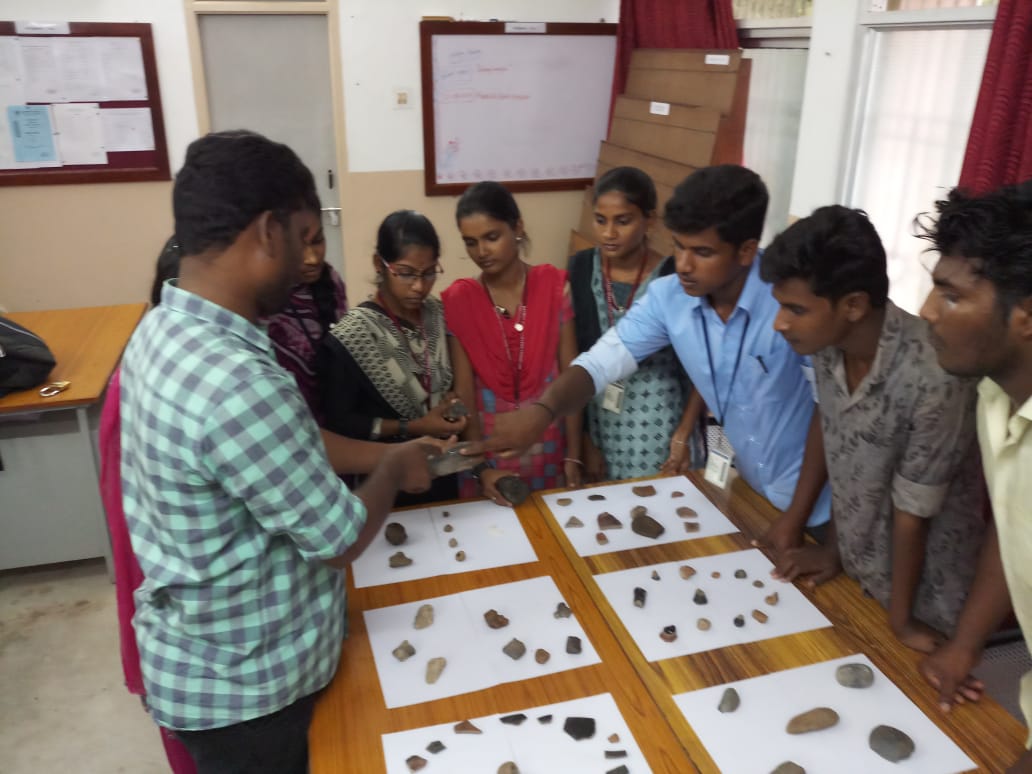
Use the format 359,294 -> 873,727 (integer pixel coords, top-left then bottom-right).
0,316 -> 56,397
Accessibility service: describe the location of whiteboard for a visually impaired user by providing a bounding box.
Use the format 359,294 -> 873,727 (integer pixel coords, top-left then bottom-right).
423,25 -> 616,194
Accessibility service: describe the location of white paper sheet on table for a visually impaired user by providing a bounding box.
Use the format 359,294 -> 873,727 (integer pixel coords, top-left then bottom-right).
364,576 -> 600,708
674,654 -> 975,774
350,499 -> 537,588
540,475 -> 737,556
382,692 -> 651,774
593,548 -> 832,661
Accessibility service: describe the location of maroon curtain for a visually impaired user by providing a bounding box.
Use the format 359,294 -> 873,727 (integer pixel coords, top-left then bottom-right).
958,0 -> 1032,193
610,0 -> 739,107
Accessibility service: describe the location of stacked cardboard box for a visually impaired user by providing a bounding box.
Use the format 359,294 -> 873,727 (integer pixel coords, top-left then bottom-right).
570,49 -> 751,258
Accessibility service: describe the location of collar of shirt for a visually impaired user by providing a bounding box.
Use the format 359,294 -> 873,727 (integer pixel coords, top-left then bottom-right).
827,300 -> 904,406
161,279 -> 274,358
978,376 -> 1032,452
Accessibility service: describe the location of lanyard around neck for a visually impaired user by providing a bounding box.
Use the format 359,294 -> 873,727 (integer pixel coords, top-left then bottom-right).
481,265 -> 529,405
701,308 -> 750,427
601,250 -> 648,328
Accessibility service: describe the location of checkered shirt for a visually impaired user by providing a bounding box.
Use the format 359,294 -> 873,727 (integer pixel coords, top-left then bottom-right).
120,282 -> 366,730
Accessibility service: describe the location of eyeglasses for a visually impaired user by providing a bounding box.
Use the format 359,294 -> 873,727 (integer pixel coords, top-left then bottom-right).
380,257 -> 444,284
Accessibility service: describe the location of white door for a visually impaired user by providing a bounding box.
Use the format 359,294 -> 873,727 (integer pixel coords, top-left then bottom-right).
198,14 -> 344,271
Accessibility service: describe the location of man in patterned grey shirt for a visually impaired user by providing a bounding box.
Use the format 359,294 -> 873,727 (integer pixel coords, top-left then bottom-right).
759,205 -> 984,653
120,131 -> 434,773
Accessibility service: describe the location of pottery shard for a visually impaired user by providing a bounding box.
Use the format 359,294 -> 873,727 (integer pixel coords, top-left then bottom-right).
454,719 -> 482,734
734,569 -> 747,579
608,733 -> 620,743
455,550 -> 466,562
718,687 -> 740,713
711,571 -> 722,579
426,740 -> 445,754
676,506 -> 698,519
392,640 -> 416,661
443,523 -> 454,533
425,657 -> 446,684
765,592 -> 780,606
448,537 -> 458,548
770,763 -> 806,774
754,579 -> 766,588
606,767 -> 629,774
538,714 -> 553,724
631,514 -> 665,539
502,638 -> 526,660
562,716 -> 596,741
632,484 -> 657,497
534,648 -> 550,664
659,625 -> 678,642
651,569 -> 661,580
680,564 -> 697,579
497,763 -> 520,774
869,724 -> 915,762
836,662 -> 875,689
630,505 -> 648,518
556,497 -> 573,506
752,609 -> 769,624
733,614 -> 746,628
565,516 -> 584,528
588,493 -> 607,501
385,522 -> 407,546
633,586 -> 647,608
441,510 -> 450,517
605,750 -> 628,759
406,755 -> 428,772
786,707 -> 840,734
671,491 -> 685,498
697,618 -> 712,631
684,522 -> 701,533
566,635 -> 582,654
598,512 -> 623,530
499,713 -> 527,725
595,532 -> 609,545
483,609 -> 510,629
413,604 -> 434,629
553,601 -> 573,619
694,589 -> 708,605
389,551 -> 413,568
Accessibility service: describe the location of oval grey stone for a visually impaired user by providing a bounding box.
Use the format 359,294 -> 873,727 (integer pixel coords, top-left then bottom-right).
869,724 -> 915,762
718,687 -> 740,713
836,662 -> 875,689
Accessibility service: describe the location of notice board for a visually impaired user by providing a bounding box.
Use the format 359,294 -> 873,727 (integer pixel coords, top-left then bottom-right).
0,21 -> 169,186
420,21 -> 617,196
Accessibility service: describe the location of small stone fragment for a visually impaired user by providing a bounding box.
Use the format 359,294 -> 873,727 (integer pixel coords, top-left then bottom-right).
406,755 -> 427,771
534,648 -> 550,664
651,569 -> 661,580
660,625 -> 678,642
684,522 -> 701,533
711,571 -> 721,579
566,635 -> 582,654
595,531 -> 609,545
633,586 -> 647,608
426,740 -> 445,754
413,604 -> 434,629
441,510 -> 450,517
630,504 -> 648,518
734,569 -> 747,579
497,763 -> 520,774
565,516 -> 584,528
605,750 -> 628,759
632,484 -> 657,497
538,714 -> 553,724
562,716 -> 596,741
786,707 -> 840,734
392,640 -> 416,661
598,512 -> 623,530
496,475 -> 530,506
631,514 -> 665,539
680,565 -> 697,579
443,523 -> 454,533
500,713 -> 527,725
718,687 -> 740,713
694,589 -> 708,605
733,614 -> 745,628
752,609 -> 769,624
588,494 -> 607,501
607,766 -> 629,774
425,657 -> 446,684
770,763 -> 806,774
677,506 -> 697,518
671,491 -> 684,498
502,638 -> 526,660
765,592 -> 780,605
385,522 -> 407,546
869,725 -> 915,763
608,733 -> 620,743
553,601 -> 572,618
836,662 -> 875,689
455,550 -> 466,561
448,537 -> 458,548
389,551 -> 413,568
697,618 -> 711,631
454,719 -> 482,734
483,609 -> 510,629
443,400 -> 469,421
754,579 -> 765,588
556,497 -> 573,506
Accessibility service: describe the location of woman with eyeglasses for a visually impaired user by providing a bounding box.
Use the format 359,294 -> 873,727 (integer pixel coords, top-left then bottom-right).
322,210 -> 467,504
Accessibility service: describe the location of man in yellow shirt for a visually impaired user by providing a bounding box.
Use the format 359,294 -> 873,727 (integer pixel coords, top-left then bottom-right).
918,179 -> 1032,774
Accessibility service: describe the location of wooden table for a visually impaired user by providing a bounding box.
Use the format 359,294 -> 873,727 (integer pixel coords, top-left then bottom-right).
310,473 -> 1027,773
0,304 -> 146,574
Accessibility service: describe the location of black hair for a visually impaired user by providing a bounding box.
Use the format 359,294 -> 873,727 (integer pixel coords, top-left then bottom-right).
149,236 -> 181,306
915,180 -> 1032,314
455,180 -> 522,230
760,205 -> 889,307
663,164 -> 768,247
173,130 -> 320,257
594,166 -> 657,215
376,210 -> 441,263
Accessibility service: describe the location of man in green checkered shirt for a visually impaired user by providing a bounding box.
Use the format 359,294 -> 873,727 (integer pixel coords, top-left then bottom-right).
120,131 -> 432,773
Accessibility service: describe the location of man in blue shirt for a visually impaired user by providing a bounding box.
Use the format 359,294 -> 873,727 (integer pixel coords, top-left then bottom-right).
478,165 -> 830,539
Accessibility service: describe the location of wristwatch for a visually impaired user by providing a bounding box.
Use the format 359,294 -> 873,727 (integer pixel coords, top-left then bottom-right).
471,459 -> 496,479
398,418 -> 409,439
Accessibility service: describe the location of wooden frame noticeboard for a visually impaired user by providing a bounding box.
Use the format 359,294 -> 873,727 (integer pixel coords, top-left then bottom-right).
0,21 -> 170,186
420,20 -> 617,197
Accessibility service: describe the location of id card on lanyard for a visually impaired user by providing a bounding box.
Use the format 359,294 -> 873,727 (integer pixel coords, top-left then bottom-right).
701,310 -> 750,489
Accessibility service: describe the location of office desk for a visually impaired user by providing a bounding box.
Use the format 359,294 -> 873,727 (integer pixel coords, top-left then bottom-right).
0,304 -> 146,574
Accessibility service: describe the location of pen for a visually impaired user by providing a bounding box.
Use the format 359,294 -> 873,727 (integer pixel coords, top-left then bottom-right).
756,355 -> 768,373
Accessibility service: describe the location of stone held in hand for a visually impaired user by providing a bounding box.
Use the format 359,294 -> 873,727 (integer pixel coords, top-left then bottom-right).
385,522 -> 407,546
502,638 -> 526,660
562,716 -> 596,741
633,586 -> 647,608
836,662 -> 875,689
392,640 -> 416,661
631,514 -> 665,539
389,551 -> 413,568
553,601 -> 572,618
694,589 -> 708,605
406,754 -> 428,771
413,604 -> 434,629
659,624 -> 678,642
454,719 -> 482,734
483,609 -> 510,629
565,516 -> 584,528
425,656 -> 446,684
497,475 -> 530,506
442,399 -> 469,421
770,763 -> 805,774
598,512 -> 623,530
869,724 -> 915,762
632,484 -> 657,497
786,707 -> 840,734
566,635 -> 582,654
718,687 -> 740,713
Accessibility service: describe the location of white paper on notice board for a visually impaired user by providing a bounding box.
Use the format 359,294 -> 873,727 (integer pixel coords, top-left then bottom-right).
101,107 -> 153,152
53,102 -> 107,165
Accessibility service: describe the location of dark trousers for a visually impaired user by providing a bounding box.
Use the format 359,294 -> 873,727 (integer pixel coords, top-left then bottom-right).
175,692 -> 319,774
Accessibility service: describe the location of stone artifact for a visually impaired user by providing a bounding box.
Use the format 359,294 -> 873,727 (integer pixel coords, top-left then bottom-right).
765,592 -> 779,606
538,714 -> 553,724
448,538 -> 458,548
426,740 -> 445,754
607,767 -> 629,774
786,707 -> 840,734
427,441 -> 479,477
425,657 -> 446,684
770,763 -> 805,774
836,662 -> 875,689
566,635 -> 582,654
385,522 -> 407,546
441,510 -> 450,517
392,640 -> 416,661
752,609 -> 769,624
676,506 -> 697,518
483,609 -> 510,629
389,551 -> 413,568
671,491 -> 684,498
454,719 -> 482,734
588,494 -> 607,501
633,586 -> 647,608
562,716 -> 596,741
630,505 -> 648,518
694,589 -> 708,605
497,475 -> 530,506
680,565 -> 697,579
711,571 -> 721,579
608,733 -> 620,743
632,484 -> 657,497
497,763 -> 520,774
595,532 -> 609,545
869,725 -> 915,762
683,522 -> 700,533
406,755 -> 427,771
734,569 -> 747,579
455,550 -> 466,562
442,399 -> 469,421
718,687 -> 740,713
500,713 -> 527,725
631,514 -> 665,539
443,523 -> 454,533
534,648 -> 550,664
733,614 -> 745,628
597,512 -> 623,530
413,604 -> 434,629
502,638 -> 526,660
556,497 -> 573,506
754,579 -> 765,588
651,570 -> 661,580
659,625 -> 678,642
565,516 -> 584,528
697,618 -> 712,631
605,750 -> 628,758
553,602 -> 572,618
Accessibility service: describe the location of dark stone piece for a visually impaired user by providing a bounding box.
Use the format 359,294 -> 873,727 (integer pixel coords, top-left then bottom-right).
869,724 -> 915,762
389,551 -> 413,568
385,522 -> 407,546
683,522 -> 700,533
499,713 -> 527,725
553,602 -> 572,619
392,640 -> 415,661
671,491 -> 684,498
718,687 -> 740,713
441,510 -> 450,517
836,662 -> 875,689
693,589 -> 708,605
588,493 -> 607,501
497,474 -> 530,505
562,716 -> 596,741
454,719 -> 482,734
442,399 -> 469,421
556,497 -> 573,506
483,609 -> 509,629
651,569 -> 661,580
630,505 -> 648,518
598,512 -> 623,530
566,635 -> 582,654
455,550 -> 466,562
565,516 -> 584,528
605,750 -> 628,759
786,707 -> 839,734
770,763 -> 805,774
426,740 -> 445,754
733,614 -> 745,627
406,754 -> 427,771
676,506 -> 697,518
502,638 -> 526,660
595,531 -> 609,545
632,484 -> 657,497
606,766 -> 630,774
443,523 -> 454,532
734,569 -> 747,579
537,714 -> 553,724
534,648 -> 550,664
633,586 -> 647,608
660,625 -> 678,642
753,579 -> 765,588
631,514 -> 665,539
